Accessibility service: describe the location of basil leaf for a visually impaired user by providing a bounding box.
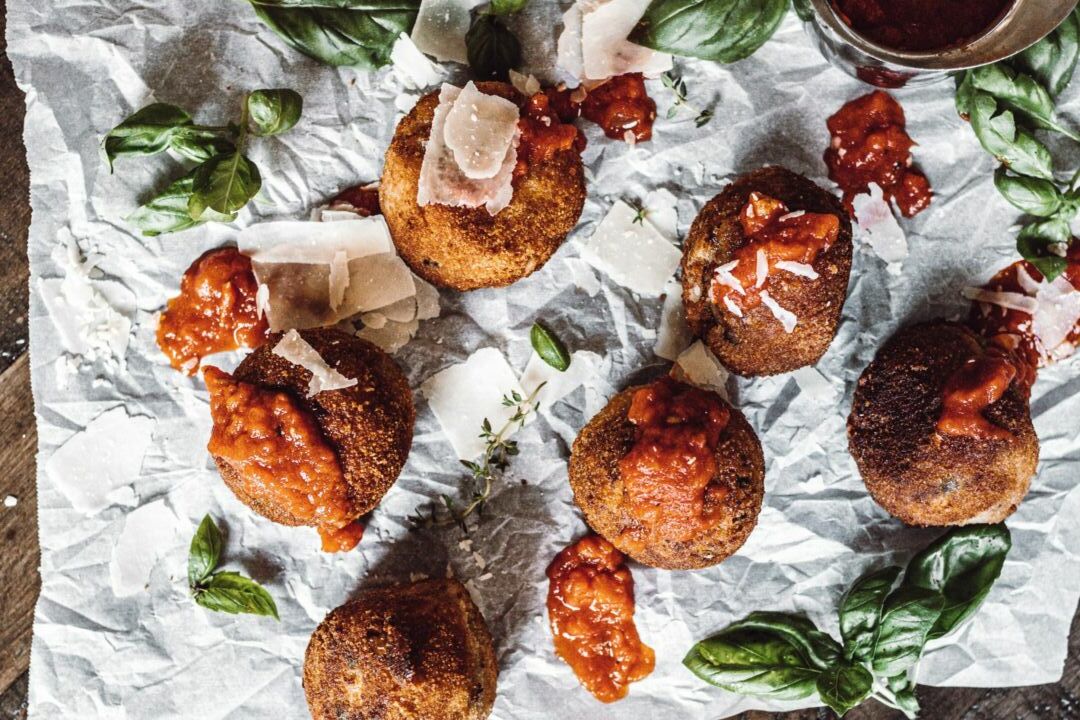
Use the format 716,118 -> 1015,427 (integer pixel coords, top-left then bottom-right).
194,571 -> 279,619
126,170 -> 205,237
838,565 -> 901,663
187,514 -> 223,587
955,70 -> 976,120
889,683 -> 921,719
968,64 -> 1080,142
530,322 -> 571,372
684,629 -> 821,700
901,524 -> 1012,640
791,0 -> 812,21
815,661 -> 873,717
631,0 -> 787,64
466,14 -> 521,81
869,586 -> 943,677
169,132 -> 236,163
968,92 -> 1055,180
1017,218 -> 1071,282
1014,9 -> 1080,96
994,167 -> 1065,217
247,89 -> 304,136
247,0 -> 419,68
188,152 -> 262,218
103,103 -> 193,169
721,611 -> 842,670
490,0 -> 527,13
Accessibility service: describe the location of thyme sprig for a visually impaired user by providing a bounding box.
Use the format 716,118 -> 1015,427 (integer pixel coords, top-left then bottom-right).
662,71 -> 714,128
411,381 -> 546,532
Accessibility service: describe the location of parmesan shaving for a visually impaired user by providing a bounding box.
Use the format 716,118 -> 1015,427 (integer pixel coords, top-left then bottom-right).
390,32 -> 443,89
723,296 -> 744,318
672,340 -> 729,397
1032,275 -> 1080,355
579,200 -> 682,296
109,500 -> 180,598
775,260 -> 819,279
755,248 -> 768,288
962,286 -> 1040,314
410,0 -> 484,64
713,260 -> 744,295
272,330 -> 358,397
558,0 -> 672,82
760,290 -> 798,333
509,70 -> 541,97
852,183 -> 908,275
443,82 -> 520,179
1015,264 -> 1042,295
654,276 -> 692,361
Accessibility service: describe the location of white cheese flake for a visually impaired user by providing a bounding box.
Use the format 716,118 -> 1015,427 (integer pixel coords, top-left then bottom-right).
654,277 -> 693,360
1032,275 -> 1080,356
672,340 -> 729,398
390,33 -> 443,89
775,260 -> 819,279
852,183 -> 908,275
509,70 -> 541,97
962,286 -> 1040,314
410,0 -> 484,64
443,82 -> 521,179
579,200 -> 682,296
419,348 -> 527,460
272,330 -> 358,397
723,295 -> 744,318
760,290 -> 798,333
559,0 -> 672,82
755,248 -> 768,288
109,500 -> 180,598
3,495 -> 17,508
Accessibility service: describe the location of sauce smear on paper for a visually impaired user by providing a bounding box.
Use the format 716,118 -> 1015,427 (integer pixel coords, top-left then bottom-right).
546,535 -> 655,702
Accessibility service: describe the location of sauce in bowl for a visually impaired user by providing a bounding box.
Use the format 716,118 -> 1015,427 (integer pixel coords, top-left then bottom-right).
830,0 -> 1014,52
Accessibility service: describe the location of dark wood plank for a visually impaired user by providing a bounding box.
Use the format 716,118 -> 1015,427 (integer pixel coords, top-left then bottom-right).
0,354 -> 39,695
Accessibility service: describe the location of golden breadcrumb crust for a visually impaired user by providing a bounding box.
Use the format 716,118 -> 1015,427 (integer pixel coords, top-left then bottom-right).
682,166 -> 853,377
568,385 -> 765,570
380,81 -> 586,291
304,578 -> 497,720
213,328 -> 414,527
848,320 -> 1039,526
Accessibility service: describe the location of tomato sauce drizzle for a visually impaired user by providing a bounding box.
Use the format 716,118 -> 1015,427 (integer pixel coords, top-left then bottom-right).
204,366 -> 363,553
825,91 -> 932,218
937,349 -> 1018,441
831,0 -> 1013,52
546,535 -> 655,703
617,378 -> 730,550
710,192 -> 840,313
157,247 -> 268,375
515,89 -> 587,177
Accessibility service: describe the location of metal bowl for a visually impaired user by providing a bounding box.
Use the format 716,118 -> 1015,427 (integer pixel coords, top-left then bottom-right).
801,0 -> 1079,87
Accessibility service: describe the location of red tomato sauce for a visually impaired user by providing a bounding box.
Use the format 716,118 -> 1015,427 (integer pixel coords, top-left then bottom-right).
710,192 -> 840,314
545,535 -> 655,703
937,349 -> 1018,441
515,89 -> 587,177
327,185 -> 381,216
157,247 -> 268,375
825,91 -> 932,218
580,73 -> 656,143
617,378 -> 730,550
831,0 -> 1013,52
204,366 -> 363,553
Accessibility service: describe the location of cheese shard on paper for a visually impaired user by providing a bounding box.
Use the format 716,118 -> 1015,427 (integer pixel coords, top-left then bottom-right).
418,84 -> 520,215
654,276 -> 692,361
420,348 -> 526,460
272,330 -> 357,397
579,199 -> 682,296
238,217 -> 415,332
411,0 -> 484,64
671,340 -> 728,398
519,350 -> 600,411
109,500 -> 179,598
852,183 -> 908,275
444,82 -> 521,179
557,0 -> 672,82
46,406 -> 155,515
390,32 -> 443,89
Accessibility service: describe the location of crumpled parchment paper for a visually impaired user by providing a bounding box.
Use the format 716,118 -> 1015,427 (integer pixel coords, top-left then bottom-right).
7,2 -> 1080,717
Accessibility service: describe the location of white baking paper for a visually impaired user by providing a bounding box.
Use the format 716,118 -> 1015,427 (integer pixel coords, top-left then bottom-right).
8,4 -> 1080,718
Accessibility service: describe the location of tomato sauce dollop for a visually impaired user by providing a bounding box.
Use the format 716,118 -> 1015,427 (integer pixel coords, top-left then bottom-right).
157,247 -> 268,375
831,0 -> 1013,52
204,366 -> 363,553
545,535 -> 655,703
581,73 -> 656,143
937,349 -> 1018,441
515,89 -> 587,177
825,91 -> 932,218
710,193 -> 840,314
617,378 -> 730,550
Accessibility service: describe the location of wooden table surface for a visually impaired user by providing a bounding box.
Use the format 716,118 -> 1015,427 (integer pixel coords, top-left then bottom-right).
1,4 -> 1078,718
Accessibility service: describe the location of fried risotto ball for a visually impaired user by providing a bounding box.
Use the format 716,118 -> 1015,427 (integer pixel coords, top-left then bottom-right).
568,381 -> 765,570
211,328 -> 414,530
682,166 -> 853,376
380,81 -> 586,291
848,321 -> 1039,526
304,578 -> 498,720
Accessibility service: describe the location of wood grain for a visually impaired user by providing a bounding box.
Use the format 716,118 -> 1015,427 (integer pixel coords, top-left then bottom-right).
0,0 -> 1077,715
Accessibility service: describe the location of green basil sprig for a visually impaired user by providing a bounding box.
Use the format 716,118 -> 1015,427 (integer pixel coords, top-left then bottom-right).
104,88 -> 303,236
956,9 -> 1080,281
188,515 -> 279,619
685,524 -> 1011,718
246,0 -> 418,68
466,13 -> 522,81
630,0 -> 788,64
530,321 -> 571,372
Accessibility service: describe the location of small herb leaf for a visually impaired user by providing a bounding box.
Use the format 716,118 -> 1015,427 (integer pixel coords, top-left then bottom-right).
684,628 -> 821,700
631,0 -> 787,64
103,103 -> 193,168
1017,217 -> 1071,281
187,514 -> 223,588
194,571 -> 279,619
530,322 -> 571,372
838,565 -> 901,663
869,586 -> 943,677
901,524 -> 1012,640
188,152 -> 262,218
489,0 -> 527,13
248,88 -> 304,136
815,661 -> 873,717
993,167 -> 1064,217
466,14 -> 521,81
